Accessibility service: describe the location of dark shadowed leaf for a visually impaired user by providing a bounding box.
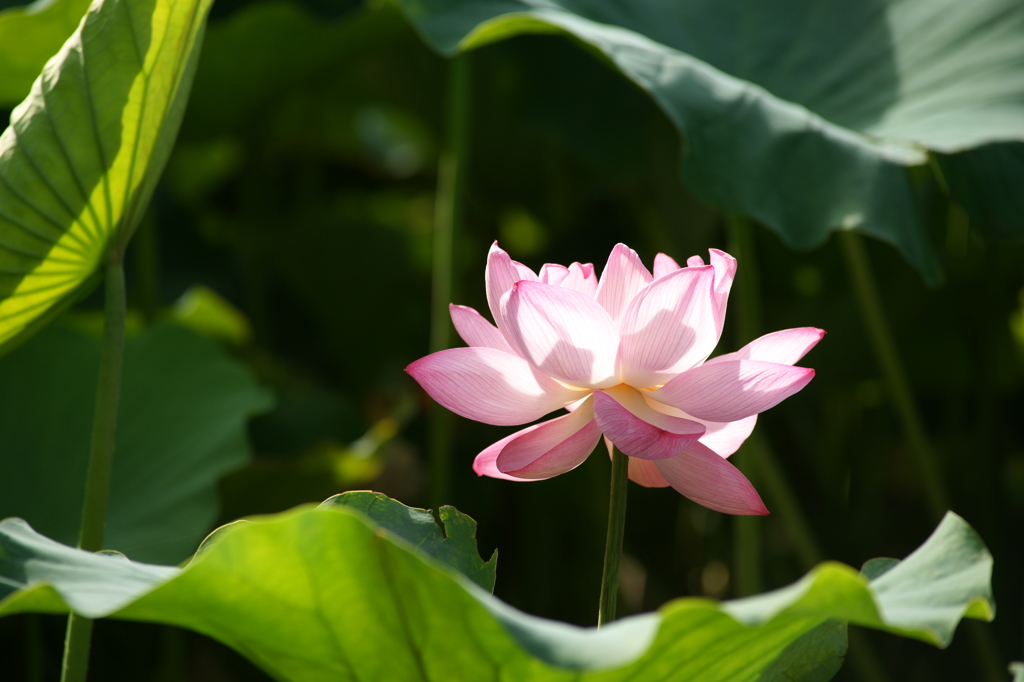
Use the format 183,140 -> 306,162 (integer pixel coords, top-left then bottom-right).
392,0 -> 1024,280
319,490 -> 497,591
0,321 -> 272,564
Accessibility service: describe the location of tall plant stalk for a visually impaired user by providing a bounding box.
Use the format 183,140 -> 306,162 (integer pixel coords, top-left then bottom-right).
597,446 -> 629,626
427,53 -> 471,509
60,256 -> 127,682
838,229 -> 1003,680
838,230 -> 948,518
726,214 -> 763,596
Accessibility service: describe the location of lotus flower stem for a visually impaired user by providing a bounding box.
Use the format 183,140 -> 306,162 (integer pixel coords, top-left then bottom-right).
61,257 -> 127,682
838,231 -> 948,519
428,52 -> 471,508
726,214 -> 763,596
598,446 -> 630,626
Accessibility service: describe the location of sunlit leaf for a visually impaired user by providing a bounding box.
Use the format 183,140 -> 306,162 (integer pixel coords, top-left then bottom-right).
0,0 -> 91,107
0,322 -> 273,564
393,0 -> 1024,280
0,501 -> 992,681
0,0 -> 212,352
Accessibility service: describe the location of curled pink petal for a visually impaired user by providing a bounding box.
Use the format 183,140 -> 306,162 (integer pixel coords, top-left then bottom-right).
707,327 -> 825,366
406,347 -> 580,426
654,442 -> 769,515
595,243 -> 653,324
486,242 -> 538,327
593,389 -> 704,461
495,396 -> 601,479
653,253 -> 681,279
500,280 -> 619,388
708,249 -> 737,340
473,431 -> 534,481
561,262 -> 598,298
641,392 -> 756,458
450,304 -> 516,354
540,263 -> 569,285
653,360 -> 816,422
617,265 -> 718,388
686,255 -> 704,267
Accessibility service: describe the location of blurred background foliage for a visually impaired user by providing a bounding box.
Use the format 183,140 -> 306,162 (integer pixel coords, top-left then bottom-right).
0,0 -> 1022,680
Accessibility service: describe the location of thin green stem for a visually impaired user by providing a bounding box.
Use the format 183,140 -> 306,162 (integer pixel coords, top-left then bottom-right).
838,231 -> 948,519
60,257 -> 127,682
427,53 -> 471,509
726,213 -> 762,596
598,447 -> 629,627
134,213 -> 160,325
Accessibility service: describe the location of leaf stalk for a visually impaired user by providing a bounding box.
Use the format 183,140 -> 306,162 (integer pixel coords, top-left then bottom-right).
60,255 -> 127,682
428,52 -> 471,508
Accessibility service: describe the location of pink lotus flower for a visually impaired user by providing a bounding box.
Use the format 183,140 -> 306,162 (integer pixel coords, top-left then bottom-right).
407,243 -> 822,515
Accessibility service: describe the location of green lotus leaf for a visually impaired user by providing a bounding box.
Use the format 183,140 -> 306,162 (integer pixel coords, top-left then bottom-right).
0,500 -> 993,681
392,0 -> 1024,281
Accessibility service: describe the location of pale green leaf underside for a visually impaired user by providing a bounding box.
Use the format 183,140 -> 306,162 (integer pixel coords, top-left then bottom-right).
394,0 -> 1024,281
0,507 -> 992,682
0,0 -> 211,353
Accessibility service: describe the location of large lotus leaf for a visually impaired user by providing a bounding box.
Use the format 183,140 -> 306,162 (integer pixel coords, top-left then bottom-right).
0,321 -> 273,564
0,0 -> 92,107
0,0 -> 212,353
0,502 -> 993,681
392,0 -> 1024,281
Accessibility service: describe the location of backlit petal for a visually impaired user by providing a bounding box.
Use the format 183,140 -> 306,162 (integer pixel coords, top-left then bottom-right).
406,347 -> 579,426
708,249 -> 737,339
617,265 -> 718,388
486,242 -> 538,327
561,262 -> 598,298
642,393 -> 756,458
654,442 -> 769,515
450,304 -> 516,354
500,280 -> 619,388
593,389 -> 705,461
653,253 -> 681,279
595,244 -> 653,324
494,396 -> 601,479
653,360 -> 815,422
629,458 -> 671,487
540,263 -> 569,286
707,328 -> 825,366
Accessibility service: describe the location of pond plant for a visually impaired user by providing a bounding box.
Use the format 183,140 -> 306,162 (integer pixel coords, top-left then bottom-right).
0,0 -> 1020,680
